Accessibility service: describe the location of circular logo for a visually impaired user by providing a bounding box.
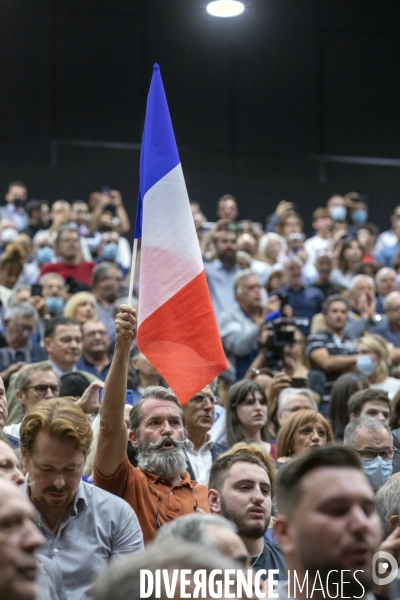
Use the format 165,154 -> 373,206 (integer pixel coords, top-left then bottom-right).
372,551 -> 398,586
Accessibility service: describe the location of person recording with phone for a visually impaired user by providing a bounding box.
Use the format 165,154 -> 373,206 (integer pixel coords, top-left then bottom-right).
219,270 -> 293,381
0,181 -> 28,231
241,290 -> 324,397
88,187 -> 131,236
274,257 -> 325,336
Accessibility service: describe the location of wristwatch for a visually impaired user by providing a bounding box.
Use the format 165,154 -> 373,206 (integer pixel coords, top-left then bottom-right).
368,314 -> 382,325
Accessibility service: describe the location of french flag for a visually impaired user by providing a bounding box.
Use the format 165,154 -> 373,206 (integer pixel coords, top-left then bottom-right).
134,64 -> 227,403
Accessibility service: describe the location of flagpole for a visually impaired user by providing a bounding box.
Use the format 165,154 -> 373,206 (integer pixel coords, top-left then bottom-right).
127,237 -> 138,306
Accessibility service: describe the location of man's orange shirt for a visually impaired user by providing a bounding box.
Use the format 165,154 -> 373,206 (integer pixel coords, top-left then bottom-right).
94,457 -> 210,543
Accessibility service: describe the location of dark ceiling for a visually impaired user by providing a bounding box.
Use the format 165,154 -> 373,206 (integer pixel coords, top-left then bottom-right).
0,0 -> 400,231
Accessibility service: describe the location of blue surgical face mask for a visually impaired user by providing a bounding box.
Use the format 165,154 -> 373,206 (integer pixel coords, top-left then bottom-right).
352,209 -> 368,224
102,242 -> 118,261
362,456 -> 393,490
329,206 -> 347,221
37,246 -> 54,265
356,354 -> 376,376
45,296 -> 64,313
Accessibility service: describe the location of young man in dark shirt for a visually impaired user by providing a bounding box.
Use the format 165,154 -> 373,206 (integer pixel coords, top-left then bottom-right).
306,294 -> 361,408
208,453 -> 286,581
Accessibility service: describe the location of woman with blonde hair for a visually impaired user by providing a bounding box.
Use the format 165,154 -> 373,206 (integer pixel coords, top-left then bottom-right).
0,242 -> 26,291
276,409 -> 333,463
63,291 -> 97,324
257,233 -> 286,268
358,333 -> 400,399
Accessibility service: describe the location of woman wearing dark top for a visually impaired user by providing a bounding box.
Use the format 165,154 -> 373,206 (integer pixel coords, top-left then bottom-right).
225,380 -> 277,459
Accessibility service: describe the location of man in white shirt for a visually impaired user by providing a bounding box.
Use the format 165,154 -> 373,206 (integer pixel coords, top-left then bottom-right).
182,383 -> 228,484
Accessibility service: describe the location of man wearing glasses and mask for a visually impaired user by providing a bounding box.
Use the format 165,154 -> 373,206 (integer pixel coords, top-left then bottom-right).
94,305 -> 210,543
344,417 -> 395,491
182,384 -> 228,484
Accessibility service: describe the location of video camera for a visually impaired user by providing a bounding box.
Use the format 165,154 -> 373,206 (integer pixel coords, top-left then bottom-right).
260,317 -> 295,372
259,291 -> 310,371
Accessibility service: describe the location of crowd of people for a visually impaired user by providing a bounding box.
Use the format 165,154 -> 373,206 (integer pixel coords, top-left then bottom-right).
3,182 -> 400,599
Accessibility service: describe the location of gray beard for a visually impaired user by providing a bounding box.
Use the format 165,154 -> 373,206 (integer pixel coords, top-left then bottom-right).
137,435 -> 187,481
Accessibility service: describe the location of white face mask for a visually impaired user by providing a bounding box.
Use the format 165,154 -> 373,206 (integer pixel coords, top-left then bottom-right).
362,456 -> 393,490
356,354 -> 375,376
329,206 -> 347,221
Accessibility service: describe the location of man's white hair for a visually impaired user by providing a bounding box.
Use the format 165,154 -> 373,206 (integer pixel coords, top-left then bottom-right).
349,274 -> 375,293
277,387 -> 317,414
258,232 -> 286,258
234,269 -> 259,296
376,267 -> 397,286
344,416 -> 392,447
384,290 -> 400,310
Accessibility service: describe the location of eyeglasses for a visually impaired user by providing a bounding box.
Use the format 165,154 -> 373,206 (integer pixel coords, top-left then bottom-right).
190,395 -> 220,405
355,448 -> 396,461
24,385 -> 60,397
299,426 -> 328,439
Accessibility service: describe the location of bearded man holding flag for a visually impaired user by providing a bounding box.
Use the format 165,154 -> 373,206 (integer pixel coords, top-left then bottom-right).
93,65 -> 227,541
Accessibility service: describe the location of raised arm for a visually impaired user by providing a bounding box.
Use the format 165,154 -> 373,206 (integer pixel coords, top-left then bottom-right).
95,304 -> 136,477
110,190 -> 131,234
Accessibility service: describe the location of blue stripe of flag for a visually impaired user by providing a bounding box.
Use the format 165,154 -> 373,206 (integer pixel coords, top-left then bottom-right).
134,64 -> 181,239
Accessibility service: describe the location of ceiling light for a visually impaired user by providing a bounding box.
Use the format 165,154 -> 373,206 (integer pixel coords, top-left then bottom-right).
206,1 -> 245,18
